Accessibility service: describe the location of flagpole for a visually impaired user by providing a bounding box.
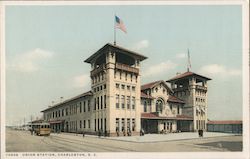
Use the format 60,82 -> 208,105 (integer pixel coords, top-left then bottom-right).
114,14 -> 116,45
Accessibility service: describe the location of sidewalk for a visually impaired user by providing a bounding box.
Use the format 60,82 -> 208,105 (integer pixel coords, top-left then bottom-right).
107,132 -> 240,143
51,131 -> 240,143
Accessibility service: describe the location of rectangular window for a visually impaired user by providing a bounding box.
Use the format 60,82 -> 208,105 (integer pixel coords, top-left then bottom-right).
98,118 -> 100,130
127,96 -> 130,109
116,118 -> 119,132
121,118 -> 125,131
66,108 -> 68,116
121,95 -> 125,109
132,119 -> 135,131
83,120 -> 86,128
177,105 -> 180,114
97,97 -> 100,110
116,83 -> 119,89
127,119 -> 131,130
104,118 -> 107,131
132,97 -> 135,109
88,120 -> 90,128
170,104 -> 172,110
116,94 -> 120,108
127,85 -> 130,90
88,100 -> 90,111
80,102 -> 82,113
58,110 -> 60,117
95,119 -> 96,131
121,84 -> 125,89
104,95 -> 106,108
143,101 -> 147,112
101,96 -> 103,109
80,120 -> 82,129
101,118 -> 103,130
104,84 -> 106,89
94,98 -> 96,110
84,101 -> 86,112
132,86 -> 135,91
100,85 -> 102,90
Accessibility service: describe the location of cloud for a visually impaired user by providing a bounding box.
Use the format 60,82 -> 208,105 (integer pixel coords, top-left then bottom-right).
73,74 -> 90,88
143,60 -> 177,77
8,48 -> 53,72
176,53 -> 186,59
133,40 -> 149,50
199,64 -> 241,77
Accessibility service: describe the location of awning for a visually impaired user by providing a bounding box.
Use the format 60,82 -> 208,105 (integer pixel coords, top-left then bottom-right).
49,120 -> 64,124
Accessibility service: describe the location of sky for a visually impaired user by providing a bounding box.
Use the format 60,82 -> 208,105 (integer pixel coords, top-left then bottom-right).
5,5 -> 243,126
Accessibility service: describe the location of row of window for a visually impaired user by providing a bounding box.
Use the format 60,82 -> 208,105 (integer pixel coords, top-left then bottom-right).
67,118 -> 108,131
115,83 -> 136,91
94,95 -> 106,110
114,71 -> 138,83
195,90 -> 206,96
175,91 -> 190,97
196,120 -> 206,130
115,118 -> 136,132
94,118 -> 107,131
46,100 -> 91,120
116,95 -> 136,109
196,109 -> 206,116
68,120 -> 91,131
92,72 -> 106,84
93,84 -> 106,93
196,97 -> 206,103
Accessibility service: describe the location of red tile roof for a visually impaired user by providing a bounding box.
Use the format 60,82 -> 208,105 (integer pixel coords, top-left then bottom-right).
141,92 -> 154,99
141,80 -> 173,93
166,71 -> 211,82
141,113 -> 193,120
207,120 -> 242,125
141,80 -> 162,90
167,95 -> 185,104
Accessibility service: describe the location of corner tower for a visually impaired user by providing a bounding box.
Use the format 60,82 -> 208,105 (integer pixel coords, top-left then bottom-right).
166,71 -> 211,131
84,43 -> 147,136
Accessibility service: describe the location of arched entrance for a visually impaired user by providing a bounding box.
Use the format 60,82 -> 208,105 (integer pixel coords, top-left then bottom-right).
156,98 -> 164,113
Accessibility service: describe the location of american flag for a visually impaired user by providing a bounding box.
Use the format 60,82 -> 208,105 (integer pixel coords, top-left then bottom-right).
115,16 -> 127,33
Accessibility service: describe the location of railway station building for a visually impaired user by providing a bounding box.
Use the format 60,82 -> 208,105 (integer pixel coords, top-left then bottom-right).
41,43 -> 211,136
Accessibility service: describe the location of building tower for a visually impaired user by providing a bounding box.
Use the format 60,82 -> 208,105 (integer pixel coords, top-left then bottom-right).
166,72 -> 211,131
84,43 -> 147,136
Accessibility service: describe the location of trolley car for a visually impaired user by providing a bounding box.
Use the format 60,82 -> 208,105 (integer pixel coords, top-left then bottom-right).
32,122 -> 51,136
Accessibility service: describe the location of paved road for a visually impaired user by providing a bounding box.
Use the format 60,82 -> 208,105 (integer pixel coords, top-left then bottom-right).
6,129 -> 242,152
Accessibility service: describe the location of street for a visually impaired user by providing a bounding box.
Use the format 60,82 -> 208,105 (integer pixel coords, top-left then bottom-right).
6,128 -> 242,152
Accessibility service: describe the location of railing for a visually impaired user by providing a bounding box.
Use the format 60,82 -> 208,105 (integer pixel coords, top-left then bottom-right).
173,87 -> 188,92
91,64 -> 106,77
115,63 -> 139,74
196,85 -> 207,91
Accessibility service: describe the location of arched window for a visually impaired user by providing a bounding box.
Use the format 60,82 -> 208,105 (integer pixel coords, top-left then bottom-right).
156,98 -> 164,113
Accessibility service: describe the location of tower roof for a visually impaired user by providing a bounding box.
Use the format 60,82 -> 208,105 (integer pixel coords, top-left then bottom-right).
166,71 -> 211,82
84,43 -> 147,64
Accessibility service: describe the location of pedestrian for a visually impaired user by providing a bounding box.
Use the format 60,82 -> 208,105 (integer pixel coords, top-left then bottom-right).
82,131 -> 85,138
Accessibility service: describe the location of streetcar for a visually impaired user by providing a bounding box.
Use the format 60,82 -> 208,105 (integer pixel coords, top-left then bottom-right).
31,122 -> 51,136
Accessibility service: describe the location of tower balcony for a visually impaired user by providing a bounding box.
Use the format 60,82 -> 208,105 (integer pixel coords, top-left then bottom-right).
173,87 -> 189,92
195,85 -> 207,91
115,63 -> 139,74
91,64 -> 106,77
